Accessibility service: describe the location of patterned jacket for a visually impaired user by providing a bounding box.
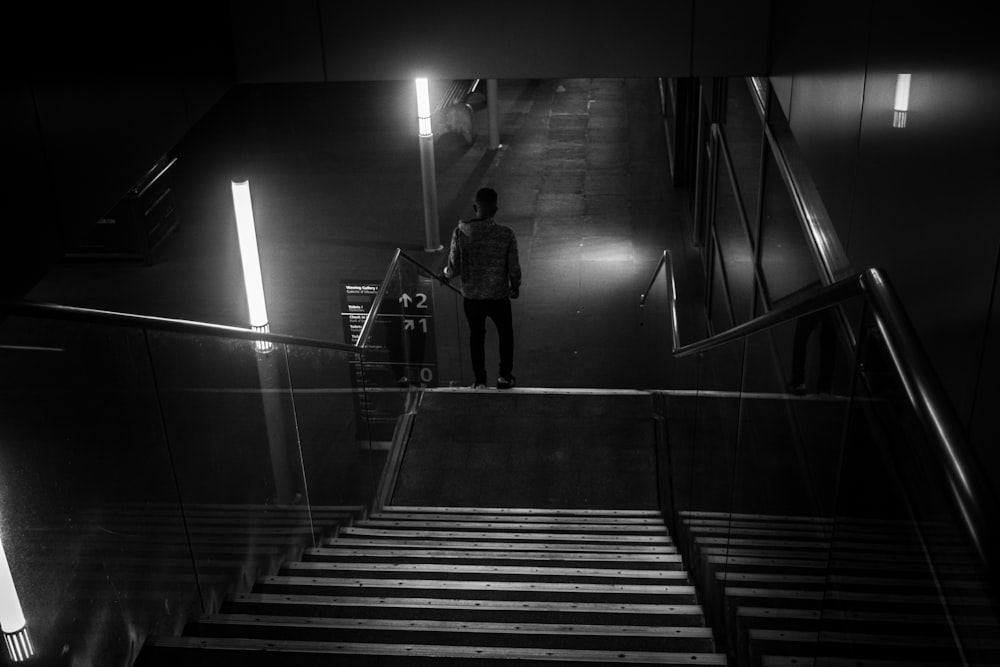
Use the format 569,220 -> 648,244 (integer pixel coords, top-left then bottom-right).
443,217 -> 521,299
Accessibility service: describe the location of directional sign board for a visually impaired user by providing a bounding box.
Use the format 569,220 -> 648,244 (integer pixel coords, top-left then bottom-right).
341,276 -> 438,443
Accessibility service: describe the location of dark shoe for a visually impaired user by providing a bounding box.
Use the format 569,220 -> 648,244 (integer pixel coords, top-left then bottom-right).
786,381 -> 806,396
496,376 -> 516,390
469,381 -> 487,389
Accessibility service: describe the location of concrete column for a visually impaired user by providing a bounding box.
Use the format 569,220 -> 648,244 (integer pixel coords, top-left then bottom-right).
487,78 -> 500,149
419,134 -> 442,252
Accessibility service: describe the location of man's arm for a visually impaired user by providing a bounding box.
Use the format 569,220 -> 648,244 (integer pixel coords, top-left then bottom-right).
442,228 -> 461,280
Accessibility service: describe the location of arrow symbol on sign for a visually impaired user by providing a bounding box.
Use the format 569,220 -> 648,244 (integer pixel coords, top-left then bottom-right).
399,293 -> 412,307
404,319 -> 415,330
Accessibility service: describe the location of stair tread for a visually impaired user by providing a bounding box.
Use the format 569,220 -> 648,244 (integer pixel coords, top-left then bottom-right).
750,628 -> 1000,649
230,592 -> 706,615
340,527 -> 671,542
306,547 -> 681,563
736,606 -> 999,625
371,512 -> 665,525
358,519 -> 668,532
260,574 -> 697,595
284,561 -> 689,579
386,505 -> 662,517
194,614 -> 715,637
141,635 -> 728,663
327,537 -> 676,553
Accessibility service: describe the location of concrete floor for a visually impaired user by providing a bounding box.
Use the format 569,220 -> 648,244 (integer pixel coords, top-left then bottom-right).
26,77 -> 706,391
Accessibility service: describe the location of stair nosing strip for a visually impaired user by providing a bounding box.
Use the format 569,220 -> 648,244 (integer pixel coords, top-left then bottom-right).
143,636 -> 728,663
234,592 -> 706,615
283,561 -> 690,579
195,614 -> 715,638
262,575 -> 697,595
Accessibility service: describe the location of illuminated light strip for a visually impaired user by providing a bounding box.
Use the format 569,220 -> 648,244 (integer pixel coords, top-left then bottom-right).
0,535 -> 32,662
231,180 -> 273,353
893,73 -> 911,128
3,629 -> 33,662
415,78 -> 432,137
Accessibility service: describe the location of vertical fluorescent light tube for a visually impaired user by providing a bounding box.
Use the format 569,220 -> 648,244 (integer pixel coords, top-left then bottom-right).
893,73 -> 911,128
231,180 -> 272,353
0,536 -> 32,662
416,77 -> 432,137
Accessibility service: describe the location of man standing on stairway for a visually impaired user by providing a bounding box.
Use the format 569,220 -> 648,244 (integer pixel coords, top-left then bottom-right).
440,187 -> 521,390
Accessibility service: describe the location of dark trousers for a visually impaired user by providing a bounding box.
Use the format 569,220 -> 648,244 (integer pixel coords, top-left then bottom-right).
463,297 -> 513,383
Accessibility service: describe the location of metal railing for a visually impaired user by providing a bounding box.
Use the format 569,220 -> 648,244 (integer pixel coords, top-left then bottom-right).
640,248 -> 1000,581
0,299 -> 357,352
355,247 -> 461,349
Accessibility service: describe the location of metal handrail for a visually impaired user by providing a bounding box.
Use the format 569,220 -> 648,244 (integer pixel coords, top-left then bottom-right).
355,247 -> 461,349
0,299 -> 357,352
642,249 -> 998,578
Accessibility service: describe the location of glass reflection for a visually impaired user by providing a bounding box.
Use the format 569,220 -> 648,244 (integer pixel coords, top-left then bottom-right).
759,145 -> 821,305
722,77 -> 764,236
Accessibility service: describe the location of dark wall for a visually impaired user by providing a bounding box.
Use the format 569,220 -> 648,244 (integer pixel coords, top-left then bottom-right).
230,0 -> 771,82
769,2 -> 1000,483
2,4 -> 236,299
2,0 -> 770,301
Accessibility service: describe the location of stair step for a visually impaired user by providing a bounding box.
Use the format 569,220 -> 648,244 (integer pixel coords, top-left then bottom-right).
136,504 -> 722,664
185,614 -> 716,652
701,550 -> 978,575
370,511 -> 665,525
327,537 -> 677,553
735,606 -> 999,637
761,658 -> 964,667
282,560 -> 690,583
255,575 -> 699,603
338,527 -> 672,543
224,593 -> 710,626
748,628 -> 1000,663
138,636 -> 727,665
304,546 -> 683,568
386,505 -> 662,517
359,519 -> 668,533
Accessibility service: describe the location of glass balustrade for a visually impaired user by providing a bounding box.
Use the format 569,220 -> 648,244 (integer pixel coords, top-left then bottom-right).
354,249 -> 468,399
643,255 -> 999,663
0,310 -> 383,667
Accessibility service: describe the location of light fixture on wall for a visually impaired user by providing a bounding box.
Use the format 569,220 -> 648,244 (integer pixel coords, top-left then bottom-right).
893,73 -> 911,128
231,180 -> 272,353
414,78 -> 442,251
415,77 -> 433,138
1,534 -> 32,662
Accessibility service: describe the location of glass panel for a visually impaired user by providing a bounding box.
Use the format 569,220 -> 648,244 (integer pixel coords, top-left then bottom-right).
353,252 -> 466,425
759,141 -> 822,305
353,253 -> 467,508
826,314 -> 997,663
734,301 -> 859,519
143,331 -> 327,625
280,342 -> 380,508
722,77 -> 763,236
637,260 -> 675,390
0,317 -> 190,667
693,83 -> 712,251
713,154 -> 755,325
708,239 -> 732,334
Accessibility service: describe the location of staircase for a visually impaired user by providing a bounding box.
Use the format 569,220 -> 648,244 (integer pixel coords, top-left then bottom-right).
678,510 -> 1000,666
136,505 -> 728,664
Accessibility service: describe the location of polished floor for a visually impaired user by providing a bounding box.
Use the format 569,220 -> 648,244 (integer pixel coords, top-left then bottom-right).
26,78 -> 705,391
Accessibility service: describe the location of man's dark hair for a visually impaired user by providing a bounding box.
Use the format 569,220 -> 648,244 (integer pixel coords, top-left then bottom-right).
476,187 -> 498,205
